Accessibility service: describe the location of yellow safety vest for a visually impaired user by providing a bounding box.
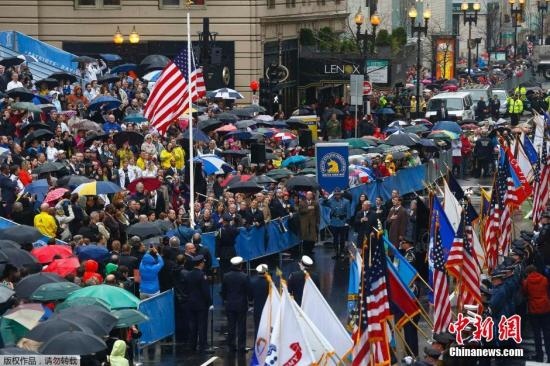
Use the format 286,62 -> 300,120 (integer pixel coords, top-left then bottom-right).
508,99 -> 523,114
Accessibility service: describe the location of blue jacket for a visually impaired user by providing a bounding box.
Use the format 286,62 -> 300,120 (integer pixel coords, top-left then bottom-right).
323,197 -> 351,227
139,253 -> 164,295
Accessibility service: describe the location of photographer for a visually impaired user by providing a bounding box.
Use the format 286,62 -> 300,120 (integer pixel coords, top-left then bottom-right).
138,245 -> 164,300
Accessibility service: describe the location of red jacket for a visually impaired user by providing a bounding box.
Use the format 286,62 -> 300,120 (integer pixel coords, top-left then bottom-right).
82,260 -> 103,284
522,272 -> 550,314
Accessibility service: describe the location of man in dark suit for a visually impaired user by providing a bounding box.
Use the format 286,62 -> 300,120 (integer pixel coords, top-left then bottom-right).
249,263 -> 269,337
221,256 -> 250,352
186,255 -> 212,352
145,190 -> 165,218
0,164 -> 17,217
288,255 -> 320,306
243,199 -> 264,227
354,200 -> 378,247
269,189 -> 288,219
216,214 -> 240,276
118,244 -> 139,274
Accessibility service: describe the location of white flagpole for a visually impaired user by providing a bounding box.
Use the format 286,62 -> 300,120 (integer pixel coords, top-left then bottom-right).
187,11 -> 195,228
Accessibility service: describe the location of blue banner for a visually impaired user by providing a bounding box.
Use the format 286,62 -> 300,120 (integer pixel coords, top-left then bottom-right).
235,226 -> 266,261
315,143 -> 349,193
138,290 -> 175,347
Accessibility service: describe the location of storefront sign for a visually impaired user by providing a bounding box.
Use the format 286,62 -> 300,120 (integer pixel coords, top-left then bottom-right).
323,64 -> 361,75
434,36 -> 456,80
365,60 -> 390,84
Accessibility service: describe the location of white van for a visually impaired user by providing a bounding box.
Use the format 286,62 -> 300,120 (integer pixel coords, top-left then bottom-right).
425,92 -> 475,121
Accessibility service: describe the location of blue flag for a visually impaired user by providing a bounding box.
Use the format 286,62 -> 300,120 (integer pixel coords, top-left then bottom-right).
432,197 -> 454,257
383,234 -> 418,287
523,134 -> 539,164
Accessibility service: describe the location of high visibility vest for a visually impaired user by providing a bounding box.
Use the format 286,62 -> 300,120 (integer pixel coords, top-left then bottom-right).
508,99 -> 523,114
514,86 -> 527,100
379,96 -> 387,108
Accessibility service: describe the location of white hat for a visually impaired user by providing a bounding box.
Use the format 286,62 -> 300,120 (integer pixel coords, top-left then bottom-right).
230,256 -> 244,266
256,264 -> 268,274
301,255 -> 313,267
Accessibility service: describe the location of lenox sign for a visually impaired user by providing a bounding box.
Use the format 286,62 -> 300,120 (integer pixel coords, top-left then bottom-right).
323,64 -> 361,75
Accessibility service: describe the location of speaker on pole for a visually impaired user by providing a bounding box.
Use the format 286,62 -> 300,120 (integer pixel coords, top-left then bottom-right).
298,129 -> 313,148
251,143 -> 266,165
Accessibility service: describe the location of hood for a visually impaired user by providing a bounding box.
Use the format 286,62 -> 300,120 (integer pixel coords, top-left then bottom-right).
105,263 -> 118,276
527,272 -> 547,284
84,259 -> 99,273
110,339 -> 127,357
141,253 -> 156,266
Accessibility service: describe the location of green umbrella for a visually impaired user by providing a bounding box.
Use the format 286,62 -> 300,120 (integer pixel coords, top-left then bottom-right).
265,168 -> 293,180
55,296 -> 111,312
112,309 -> 149,328
345,138 -> 371,149
65,285 -> 140,310
295,168 -> 317,175
0,317 -> 29,346
30,282 -> 81,301
11,102 -> 42,113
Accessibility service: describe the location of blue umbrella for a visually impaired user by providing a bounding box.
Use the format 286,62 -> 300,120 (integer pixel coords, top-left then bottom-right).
122,114 -> 148,123
99,54 -> 122,62
375,107 -> 396,115
224,131 -> 259,141
181,128 -> 210,142
24,179 -> 50,200
194,155 -> 234,175
88,96 -> 121,112
432,121 -> 462,134
75,245 -> 110,262
110,63 -> 137,74
282,155 -> 307,167
32,95 -> 50,104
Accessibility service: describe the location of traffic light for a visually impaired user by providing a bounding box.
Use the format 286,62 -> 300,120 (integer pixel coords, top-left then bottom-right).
259,78 -> 271,112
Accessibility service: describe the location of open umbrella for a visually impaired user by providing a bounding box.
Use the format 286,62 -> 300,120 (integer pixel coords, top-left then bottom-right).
208,88 -> 244,100
73,181 -> 122,195
84,133 -> 110,148
231,108 -> 255,118
21,122 -> 52,135
49,72 -> 77,83
0,240 -> 20,250
112,309 -> 149,328
72,55 -> 96,63
39,331 -> 107,355
227,181 -> 264,194
0,286 -> 15,303
122,114 -> 148,123
56,175 -> 92,189
50,313 -> 114,336
6,88 -> 35,102
0,56 -> 25,68
215,124 -> 237,133
30,282 -> 80,301
139,54 -> 170,73
216,112 -> 238,122
181,128 -> 210,142
428,130 -> 459,140
285,119 -> 309,130
59,307 -> 117,330
388,120 -> 409,128
25,129 -> 54,143
36,78 -> 59,89
69,119 -> 102,132
0,226 -> 42,245
3,303 -> 45,333
113,131 -> 144,147
98,74 -> 120,84
32,162 -> 64,175
345,138 -> 371,149
31,245 -> 73,264
249,175 -> 277,185
265,168 -> 293,180
432,121 -> 462,134
127,177 -> 161,193
126,222 -> 164,239
11,102 -> 42,113
220,174 -> 251,188
75,245 -> 110,262
24,319 -> 87,342
55,298 -> 111,312
65,285 -> 140,310
88,96 -> 121,112
194,155 -> 234,175
43,257 -> 81,277
111,63 -> 138,74
385,131 -> 420,146
274,132 -> 297,142
14,272 -> 65,299
404,125 -> 429,134
282,155 -> 307,167
37,104 -> 57,113
243,105 -> 266,113
235,119 -> 257,129
43,187 -> 69,205
198,118 -> 223,132
286,175 -> 320,191
255,114 -> 274,122
375,107 -> 396,116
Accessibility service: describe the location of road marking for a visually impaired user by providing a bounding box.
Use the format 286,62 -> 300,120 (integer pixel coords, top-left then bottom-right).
201,356 -> 218,366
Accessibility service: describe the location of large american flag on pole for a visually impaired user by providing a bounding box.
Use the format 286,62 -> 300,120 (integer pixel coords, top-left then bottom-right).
432,214 -> 453,334
352,233 -> 391,366
497,152 -> 515,256
484,176 -> 501,272
533,139 -> 549,227
144,48 -> 206,134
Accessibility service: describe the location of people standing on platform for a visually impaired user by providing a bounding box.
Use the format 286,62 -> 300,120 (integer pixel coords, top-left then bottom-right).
354,200 -> 377,248
186,255 -> 212,353
216,213 -> 239,276
298,191 -> 320,255
324,187 -> 350,260
249,263 -> 270,338
221,256 -> 250,353
288,255 -> 320,306
386,196 -> 409,246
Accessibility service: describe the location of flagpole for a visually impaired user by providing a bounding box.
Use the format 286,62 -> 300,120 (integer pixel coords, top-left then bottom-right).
187,11 -> 195,228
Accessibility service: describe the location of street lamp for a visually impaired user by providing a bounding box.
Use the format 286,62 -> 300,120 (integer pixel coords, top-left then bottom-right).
538,0 -> 550,45
409,5 -> 430,116
474,37 -> 482,63
355,7 -> 379,66
113,26 -> 124,45
129,26 -> 140,44
509,0 -> 525,59
461,2 -> 480,76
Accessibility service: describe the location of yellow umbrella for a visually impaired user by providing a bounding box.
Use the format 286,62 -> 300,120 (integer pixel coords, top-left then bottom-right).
72,181 -> 122,195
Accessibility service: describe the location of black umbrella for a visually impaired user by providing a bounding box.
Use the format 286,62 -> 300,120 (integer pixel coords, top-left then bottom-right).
227,181 -> 264,194
181,128 -> 210,142
385,132 -> 420,146
25,129 -> 54,143
59,306 -> 117,331
243,105 -> 266,113
51,312 -> 116,336
39,331 -> 107,355
0,347 -> 41,355
198,118 -> 223,132
98,73 -> 121,84
265,168 -> 293,180
0,240 -> 20,249
21,122 -> 52,135
235,120 -> 257,129
285,119 -> 309,130
36,78 -> 59,89
285,175 -> 319,192
49,72 -> 78,83
56,175 -> 93,189
6,87 -> 35,102
250,175 -> 277,184
84,133 -> 110,148
322,108 -> 344,119
14,272 -> 65,299
231,108 -> 255,118
139,54 -> 170,73
0,225 -> 43,244
32,161 -> 65,175
72,55 -> 96,63
220,149 -> 249,157
25,319 -> 88,342
0,57 -> 25,68
216,112 -> 238,122
113,131 -> 144,147
417,138 -> 438,147
126,222 -> 164,239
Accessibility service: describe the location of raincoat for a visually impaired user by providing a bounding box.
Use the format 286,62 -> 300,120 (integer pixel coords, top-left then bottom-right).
139,253 -> 164,295
108,340 -> 129,366
82,260 -> 103,284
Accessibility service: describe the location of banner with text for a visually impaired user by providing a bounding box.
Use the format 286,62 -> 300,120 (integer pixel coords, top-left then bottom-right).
316,143 -> 349,194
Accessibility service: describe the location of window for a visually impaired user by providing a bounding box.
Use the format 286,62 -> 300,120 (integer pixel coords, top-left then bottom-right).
267,0 -> 275,8
159,0 -> 205,7
286,0 -> 296,7
75,0 -> 120,7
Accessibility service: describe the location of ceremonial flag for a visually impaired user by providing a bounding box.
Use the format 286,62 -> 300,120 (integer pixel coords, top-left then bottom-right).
251,278 -> 280,366
302,276 -> 353,360
480,187 -> 491,220
144,46 -> 206,134
497,151 -> 516,255
431,197 -> 455,254
352,235 -> 391,366
432,214 -> 453,334
447,172 -> 465,201
347,245 -> 363,314
386,257 -> 421,329
533,139 -> 549,226
503,146 -> 532,206
511,134 -> 536,181
443,178 -> 462,233
484,178 -> 501,271
383,235 -> 418,287
522,133 -> 540,164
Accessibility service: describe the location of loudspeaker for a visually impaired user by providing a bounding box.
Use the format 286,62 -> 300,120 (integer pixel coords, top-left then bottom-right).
251,143 -> 266,165
210,47 -> 222,64
298,129 -> 313,148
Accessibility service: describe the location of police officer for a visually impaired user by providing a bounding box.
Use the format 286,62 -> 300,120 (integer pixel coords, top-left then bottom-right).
399,237 -> 420,357
324,187 -> 351,260
249,263 -> 270,337
216,213 -> 239,276
186,254 -> 212,352
514,85 -> 527,101
288,255 -> 320,306
221,256 -> 250,352
473,130 -> 493,178
507,94 -> 523,126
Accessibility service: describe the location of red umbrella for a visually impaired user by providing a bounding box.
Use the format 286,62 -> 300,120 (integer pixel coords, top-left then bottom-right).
220,174 -> 251,188
441,84 -> 458,92
44,188 -> 68,204
43,257 -> 80,277
127,177 -> 162,193
215,124 -> 237,133
31,245 -> 73,264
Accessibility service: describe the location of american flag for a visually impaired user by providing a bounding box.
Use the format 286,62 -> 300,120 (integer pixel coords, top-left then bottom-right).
144,47 -> 206,134
497,154 -> 515,256
446,212 -> 481,308
533,139 -> 549,227
352,234 -> 391,366
484,177 -> 501,271
432,215 -> 453,334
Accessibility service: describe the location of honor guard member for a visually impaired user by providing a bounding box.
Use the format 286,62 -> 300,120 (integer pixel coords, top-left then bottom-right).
288,255 -> 320,306
216,213 -> 239,276
221,256 -> 250,353
186,255 -> 212,353
324,187 -> 351,260
399,236 -> 420,357
249,264 -> 270,337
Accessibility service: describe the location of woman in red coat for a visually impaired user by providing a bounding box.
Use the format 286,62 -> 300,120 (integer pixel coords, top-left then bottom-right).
522,265 -> 550,362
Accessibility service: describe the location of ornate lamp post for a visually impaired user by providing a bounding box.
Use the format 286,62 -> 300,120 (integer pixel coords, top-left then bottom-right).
538,0 -> 549,45
355,7 -> 380,80
461,2 -> 480,75
509,0 -> 525,59
409,5 -> 430,115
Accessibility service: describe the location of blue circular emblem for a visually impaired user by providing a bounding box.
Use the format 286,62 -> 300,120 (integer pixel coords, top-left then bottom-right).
320,152 -> 346,177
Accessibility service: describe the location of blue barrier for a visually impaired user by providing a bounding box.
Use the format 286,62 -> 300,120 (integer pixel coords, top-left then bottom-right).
137,289 -> 175,347
200,233 -> 219,268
